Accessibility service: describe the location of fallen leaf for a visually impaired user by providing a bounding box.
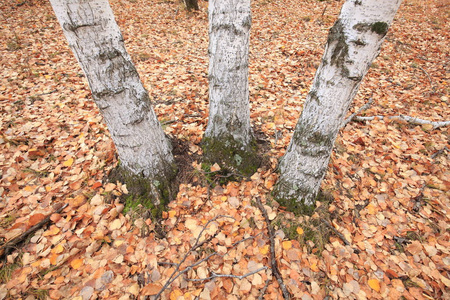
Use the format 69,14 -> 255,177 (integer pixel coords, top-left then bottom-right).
71,258 -> 83,270
142,283 -> 162,295
368,278 -> 380,292
63,157 -> 74,167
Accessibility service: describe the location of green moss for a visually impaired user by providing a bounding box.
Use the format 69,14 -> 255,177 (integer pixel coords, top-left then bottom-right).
25,288 -> 49,300
271,191 -> 334,256
201,135 -> 260,177
371,22 -> 389,36
108,163 -> 177,219
328,20 -> 349,68
0,262 -> 21,284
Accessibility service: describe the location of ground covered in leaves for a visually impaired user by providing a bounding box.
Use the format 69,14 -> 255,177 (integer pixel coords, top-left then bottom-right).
0,0 -> 449,299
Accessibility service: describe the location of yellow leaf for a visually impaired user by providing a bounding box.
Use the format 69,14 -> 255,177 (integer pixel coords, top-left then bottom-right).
310,263 -> 319,272
282,241 -> 292,250
170,289 -> 183,300
53,244 -> 64,254
63,157 -> 74,167
296,227 -> 304,235
368,278 -> 380,292
70,258 -> 83,270
221,196 -> 227,202
168,210 -> 177,218
260,245 -> 269,255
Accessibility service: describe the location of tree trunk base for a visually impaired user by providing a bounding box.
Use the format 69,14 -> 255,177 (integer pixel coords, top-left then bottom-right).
272,184 -> 333,216
107,163 -> 178,218
201,135 -> 260,177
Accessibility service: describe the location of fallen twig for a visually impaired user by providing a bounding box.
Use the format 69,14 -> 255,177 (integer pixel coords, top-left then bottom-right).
0,203 -> 68,258
349,115 -> 450,129
431,146 -> 449,159
342,98 -> 374,127
155,215 -> 235,300
255,197 -> 290,299
320,218 -> 350,246
418,65 -> 433,86
188,267 -> 268,282
259,278 -> 271,300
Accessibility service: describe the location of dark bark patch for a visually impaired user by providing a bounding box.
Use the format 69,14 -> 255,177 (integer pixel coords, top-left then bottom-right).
371,22 -> 389,36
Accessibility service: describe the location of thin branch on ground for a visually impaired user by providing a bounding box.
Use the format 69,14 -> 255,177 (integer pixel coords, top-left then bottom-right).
342,98 -> 374,127
351,115 -> 450,129
342,98 -> 449,129
320,218 -> 350,246
431,146 -> 449,159
418,65 -> 433,86
0,203 -> 68,258
258,278 -> 271,300
187,267 -> 268,282
155,215 -> 236,300
255,196 -> 291,300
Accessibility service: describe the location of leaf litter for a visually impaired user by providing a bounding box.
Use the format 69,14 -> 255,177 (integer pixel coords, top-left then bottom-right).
0,0 -> 448,299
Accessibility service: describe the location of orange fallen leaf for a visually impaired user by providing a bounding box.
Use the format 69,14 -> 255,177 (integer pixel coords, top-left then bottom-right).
296,227 -> 304,235
368,278 -> 381,292
282,240 -> 292,250
63,157 -> 74,167
70,258 -> 83,270
142,283 -> 162,295
260,245 -> 269,255
28,213 -> 45,227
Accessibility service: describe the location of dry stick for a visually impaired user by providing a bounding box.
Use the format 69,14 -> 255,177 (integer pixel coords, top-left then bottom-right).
431,146 -> 449,159
0,203 -> 69,258
342,98 -> 374,127
418,65 -> 433,86
352,115 -> 450,129
188,266 -> 268,282
342,98 -> 450,129
155,215 -> 235,300
255,197 -> 290,299
259,278 -> 271,300
320,218 -> 350,246
160,232 -> 263,293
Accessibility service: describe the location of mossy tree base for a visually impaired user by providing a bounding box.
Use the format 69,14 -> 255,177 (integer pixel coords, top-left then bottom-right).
272,185 -> 333,216
108,164 -> 177,219
201,135 -> 260,177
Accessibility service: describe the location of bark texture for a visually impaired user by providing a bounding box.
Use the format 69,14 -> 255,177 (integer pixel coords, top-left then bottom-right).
273,0 -> 402,209
50,0 -> 176,204
203,0 -> 258,175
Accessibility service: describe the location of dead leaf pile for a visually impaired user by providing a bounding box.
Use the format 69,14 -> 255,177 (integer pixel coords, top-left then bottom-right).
0,0 -> 448,299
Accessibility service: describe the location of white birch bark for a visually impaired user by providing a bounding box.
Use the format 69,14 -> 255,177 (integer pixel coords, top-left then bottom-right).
50,0 -> 175,200
274,0 -> 402,207
203,0 -> 257,174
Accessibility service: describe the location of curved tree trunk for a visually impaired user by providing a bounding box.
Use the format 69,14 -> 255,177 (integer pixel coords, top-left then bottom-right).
50,0 -> 176,205
273,0 -> 402,210
203,0 -> 259,176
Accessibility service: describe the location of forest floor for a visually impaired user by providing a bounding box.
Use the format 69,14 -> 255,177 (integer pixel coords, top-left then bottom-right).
0,0 -> 449,299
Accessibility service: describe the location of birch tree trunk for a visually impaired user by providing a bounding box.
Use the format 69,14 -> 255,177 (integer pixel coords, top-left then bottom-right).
273,0 -> 402,210
50,0 -> 176,205
203,0 -> 259,176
